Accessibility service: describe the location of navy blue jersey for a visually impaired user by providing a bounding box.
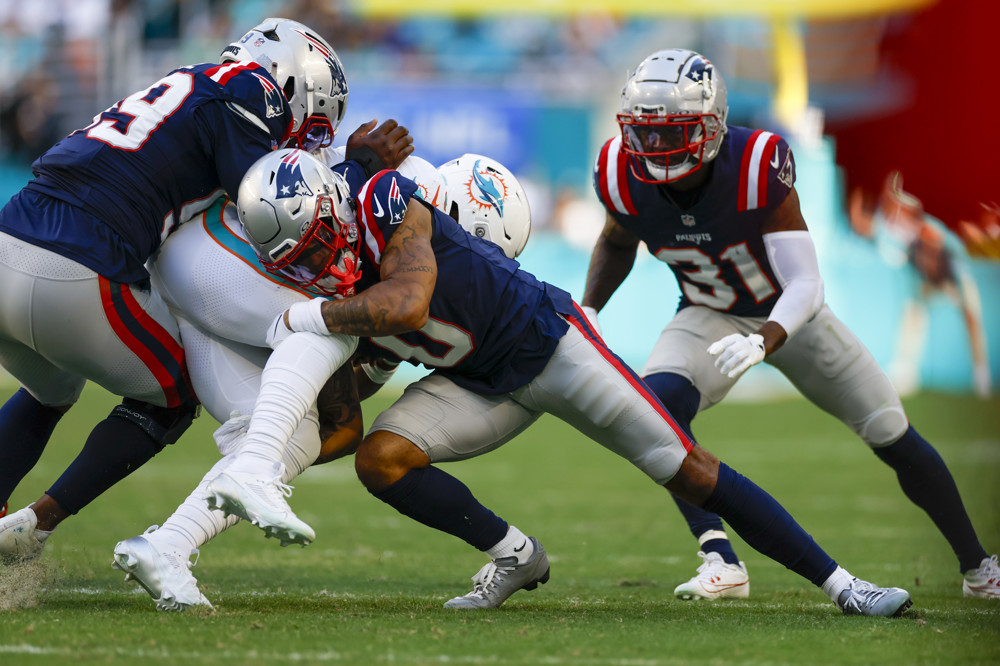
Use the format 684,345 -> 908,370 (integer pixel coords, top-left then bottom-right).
349,170 -> 574,395
0,62 -> 292,284
593,126 -> 796,317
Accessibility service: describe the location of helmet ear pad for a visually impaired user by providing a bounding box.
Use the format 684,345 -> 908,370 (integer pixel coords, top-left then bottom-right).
438,154 -> 532,259
617,49 -> 729,184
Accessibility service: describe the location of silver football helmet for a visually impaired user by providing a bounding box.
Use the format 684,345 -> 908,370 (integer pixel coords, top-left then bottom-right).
438,154 -> 530,259
237,148 -> 361,297
618,49 -> 729,183
222,18 -> 348,151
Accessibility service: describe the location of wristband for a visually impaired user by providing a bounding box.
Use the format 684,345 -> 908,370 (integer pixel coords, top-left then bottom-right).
286,297 -> 330,336
361,358 -> 400,384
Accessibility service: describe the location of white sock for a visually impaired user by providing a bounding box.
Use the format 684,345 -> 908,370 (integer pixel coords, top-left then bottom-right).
156,455 -> 241,553
234,332 -> 356,467
821,566 -> 855,603
486,525 -> 533,564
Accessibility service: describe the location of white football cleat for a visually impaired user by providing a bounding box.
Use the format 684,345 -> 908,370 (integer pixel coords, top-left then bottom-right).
205,460 -> 315,547
444,537 -> 550,609
113,526 -> 213,612
835,578 -> 911,616
673,550 -> 749,600
963,554 -> 1000,599
0,506 -> 50,564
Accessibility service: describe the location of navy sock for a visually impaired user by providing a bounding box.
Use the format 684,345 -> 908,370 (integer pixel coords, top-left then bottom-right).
372,466 -> 509,551
46,415 -> 164,514
644,373 -> 741,565
0,388 -> 65,504
671,493 -> 741,565
703,462 -> 837,586
874,426 -> 987,572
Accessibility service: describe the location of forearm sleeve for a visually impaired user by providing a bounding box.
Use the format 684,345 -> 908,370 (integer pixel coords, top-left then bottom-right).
763,230 -> 825,338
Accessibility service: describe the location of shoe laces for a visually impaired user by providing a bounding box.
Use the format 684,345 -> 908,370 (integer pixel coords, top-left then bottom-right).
468,559 -> 513,597
694,551 -> 730,578
979,554 -> 999,576
266,462 -> 294,500
846,579 -> 889,610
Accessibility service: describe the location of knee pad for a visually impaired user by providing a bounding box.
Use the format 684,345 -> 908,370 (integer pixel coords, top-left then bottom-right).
856,405 -> 909,447
110,398 -> 201,447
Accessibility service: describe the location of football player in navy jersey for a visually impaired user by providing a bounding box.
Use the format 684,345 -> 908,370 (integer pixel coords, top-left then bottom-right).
0,18 -> 409,563
584,49 -> 998,600
209,147 -> 913,616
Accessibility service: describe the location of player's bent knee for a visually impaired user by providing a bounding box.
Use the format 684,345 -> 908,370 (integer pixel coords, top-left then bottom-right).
110,398 -> 201,449
355,431 -> 428,491
664,446 -> 720,506
856,405 -> 909,447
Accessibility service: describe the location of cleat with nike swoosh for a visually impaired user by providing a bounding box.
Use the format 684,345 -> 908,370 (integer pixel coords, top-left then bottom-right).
444,536 -> 550,609
963,554 -> 1000,599
673,550 -> 749,600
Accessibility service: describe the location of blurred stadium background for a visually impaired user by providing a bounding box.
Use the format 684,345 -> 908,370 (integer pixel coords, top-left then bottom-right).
1,0 -> 998,397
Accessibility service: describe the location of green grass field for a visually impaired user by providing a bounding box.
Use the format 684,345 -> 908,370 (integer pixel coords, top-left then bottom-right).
0,384 -> 997,665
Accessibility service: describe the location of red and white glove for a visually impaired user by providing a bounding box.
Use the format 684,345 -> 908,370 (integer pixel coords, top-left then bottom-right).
707,333 -> 765,380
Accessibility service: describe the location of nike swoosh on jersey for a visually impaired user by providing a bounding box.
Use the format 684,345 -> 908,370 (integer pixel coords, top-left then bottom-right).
372,195 -> 385,218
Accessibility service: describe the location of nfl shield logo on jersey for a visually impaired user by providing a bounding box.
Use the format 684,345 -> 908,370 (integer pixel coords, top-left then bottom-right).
681,214 -> 696,227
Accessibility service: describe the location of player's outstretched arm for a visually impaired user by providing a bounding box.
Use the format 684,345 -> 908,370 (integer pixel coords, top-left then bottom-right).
582,212 -> 641,314
708,188 -> 823,379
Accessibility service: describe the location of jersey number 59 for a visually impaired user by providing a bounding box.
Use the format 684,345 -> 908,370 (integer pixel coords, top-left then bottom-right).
86,72 -> 194,150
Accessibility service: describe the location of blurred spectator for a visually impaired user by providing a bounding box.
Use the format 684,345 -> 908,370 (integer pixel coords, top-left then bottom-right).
0,69 -> 63,164
849,172 -> 992,398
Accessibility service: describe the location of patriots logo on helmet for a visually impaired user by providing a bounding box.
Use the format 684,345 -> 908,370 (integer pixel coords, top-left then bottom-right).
464,160 -> 508,217
684,57 -> 712,84
274,152 -> 313,199
252,72 -> 285,119
293,29 -> 348,94
387,177 -> 407,224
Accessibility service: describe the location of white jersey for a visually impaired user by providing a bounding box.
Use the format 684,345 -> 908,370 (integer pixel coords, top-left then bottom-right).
148,197 -> 314,422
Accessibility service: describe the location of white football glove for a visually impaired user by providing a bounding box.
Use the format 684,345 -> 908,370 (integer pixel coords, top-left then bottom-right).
213,410 -> 251,456
581,306 -> 603,337
707,333 -> 765,380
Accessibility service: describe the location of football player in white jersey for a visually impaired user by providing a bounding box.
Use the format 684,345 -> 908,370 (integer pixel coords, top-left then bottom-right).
109,150 -> 508,611
585,49 -> 998,600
